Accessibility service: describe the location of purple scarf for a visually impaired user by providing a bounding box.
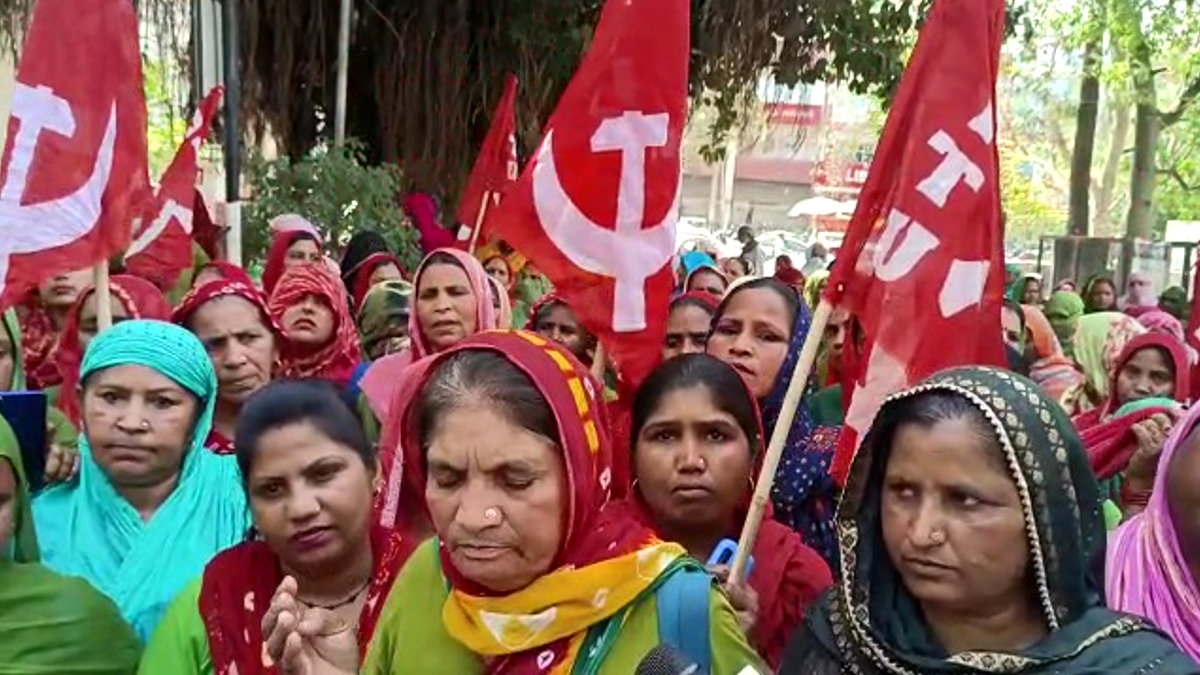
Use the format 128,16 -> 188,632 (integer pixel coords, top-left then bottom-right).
1107,403 -> 1200,661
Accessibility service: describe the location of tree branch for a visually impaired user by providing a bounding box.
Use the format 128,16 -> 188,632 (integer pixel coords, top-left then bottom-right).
1159,166 -> 1200,192
1162,70 -> 1200,127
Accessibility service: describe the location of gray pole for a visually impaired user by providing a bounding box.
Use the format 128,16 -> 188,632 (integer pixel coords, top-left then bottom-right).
334,0 -> 352,146
222,0 -> 242,264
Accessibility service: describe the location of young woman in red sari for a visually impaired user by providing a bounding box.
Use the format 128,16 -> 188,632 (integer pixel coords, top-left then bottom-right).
55,275 -> 172,427
262,229 -> 324,296
628,354 -> 832,669
1074,332 -> 1189,508
174,277 -> 281,454
139,380 -> 415,674
268,264 -> 362,389
16,266 -> 94,389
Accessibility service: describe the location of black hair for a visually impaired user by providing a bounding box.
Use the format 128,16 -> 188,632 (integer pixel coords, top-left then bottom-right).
415,350 -> 559,468
714,277 -> 800,335
868,389 -> 1003,472
631,354 -> 762,457
233,379 -> 374,482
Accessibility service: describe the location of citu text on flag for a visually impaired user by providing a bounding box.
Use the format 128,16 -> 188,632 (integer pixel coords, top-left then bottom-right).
822,0 -> 1009,484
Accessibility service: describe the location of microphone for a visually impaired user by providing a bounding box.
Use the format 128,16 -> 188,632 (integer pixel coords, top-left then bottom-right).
634,645 -> 702,675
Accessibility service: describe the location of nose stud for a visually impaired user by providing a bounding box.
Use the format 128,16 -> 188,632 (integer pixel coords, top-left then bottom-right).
484,507 -> 501,523
929,530 -> 946,545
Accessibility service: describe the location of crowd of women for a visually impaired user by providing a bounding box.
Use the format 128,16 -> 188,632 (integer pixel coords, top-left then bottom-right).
1,214 -> 1199,674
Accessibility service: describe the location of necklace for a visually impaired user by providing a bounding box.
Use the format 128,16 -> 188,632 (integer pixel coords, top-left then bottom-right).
298,577 -> 372,611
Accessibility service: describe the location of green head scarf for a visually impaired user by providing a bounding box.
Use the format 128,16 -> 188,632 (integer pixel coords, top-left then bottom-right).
802,366 -> 1190,673
357,279 -> 413,361
0,416 -> 36,563
2,309 -> 24,391
804,270 -> 830,310
1043,291 -> 1085,358
1158,285 -> 1188,322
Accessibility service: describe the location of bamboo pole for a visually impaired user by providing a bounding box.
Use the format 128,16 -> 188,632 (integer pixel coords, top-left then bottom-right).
467,191 -> 493,255
590,342 -> 607,382
728,299 -> 833,582
93,261 -> 114,333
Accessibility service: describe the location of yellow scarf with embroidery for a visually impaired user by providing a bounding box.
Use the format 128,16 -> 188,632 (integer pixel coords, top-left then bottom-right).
442,541 -> 686,671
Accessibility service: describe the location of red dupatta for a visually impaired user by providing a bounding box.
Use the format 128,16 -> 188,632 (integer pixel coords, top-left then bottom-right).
15,292 -> 61,389
388,331 -> 672,675
262,230 -> 323,296
198,526 -> 416,674
56,275 -> 172,425
624,365 -> 831,669
350,252 -> 407,311
268,264 -> 361,387
174,277 -> 283,453
1075,333 -> 1190,480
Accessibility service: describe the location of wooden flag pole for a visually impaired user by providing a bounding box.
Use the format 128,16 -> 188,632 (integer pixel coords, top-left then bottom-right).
728,299 -> 833,583
467,191 -> 493,255
590,342 -> 607,382
93,261 -> 115,333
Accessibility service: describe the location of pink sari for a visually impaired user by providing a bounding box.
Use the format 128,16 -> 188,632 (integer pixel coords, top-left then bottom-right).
1107,403 -> 1200,662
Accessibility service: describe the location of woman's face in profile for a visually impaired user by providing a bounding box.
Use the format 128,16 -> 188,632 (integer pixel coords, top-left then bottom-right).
879,417 -> 1033,621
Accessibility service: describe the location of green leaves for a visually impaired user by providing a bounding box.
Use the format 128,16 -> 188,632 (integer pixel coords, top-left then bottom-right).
243,141 -> 421,270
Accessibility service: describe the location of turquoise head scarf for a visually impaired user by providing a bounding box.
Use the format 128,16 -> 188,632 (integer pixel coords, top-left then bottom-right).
32,320 -> 250,642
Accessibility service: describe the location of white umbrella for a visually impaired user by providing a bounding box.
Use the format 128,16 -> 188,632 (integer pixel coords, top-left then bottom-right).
788,196 -> 844,218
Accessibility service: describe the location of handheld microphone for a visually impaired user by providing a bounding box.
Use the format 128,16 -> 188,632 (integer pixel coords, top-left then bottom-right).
634,645 -> 702,675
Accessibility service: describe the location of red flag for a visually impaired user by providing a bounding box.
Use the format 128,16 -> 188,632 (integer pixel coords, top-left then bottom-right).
0,0 -> 148,309
454,74 -> 519,249
488,0 -> 687,388
125,86 -> 223,289
824,0 -> 1008,484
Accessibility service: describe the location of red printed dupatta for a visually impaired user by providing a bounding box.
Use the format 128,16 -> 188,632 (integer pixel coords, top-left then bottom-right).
198,526 -> 416,674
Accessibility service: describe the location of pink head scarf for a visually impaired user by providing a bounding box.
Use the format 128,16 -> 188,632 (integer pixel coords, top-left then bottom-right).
358,248 -> 497,421
1107,403 -> 1200,661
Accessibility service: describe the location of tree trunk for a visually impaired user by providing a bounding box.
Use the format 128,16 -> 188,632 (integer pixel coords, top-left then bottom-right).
1125,41 -> 1158,240
1092,101 -> 1131,235
1068,36 -> 1102,236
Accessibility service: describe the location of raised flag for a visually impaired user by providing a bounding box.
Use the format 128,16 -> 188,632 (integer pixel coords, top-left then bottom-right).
487,0 -> 686,388
824,0 -> 1008,484
0,0 -> 148,309
126,86 -> 223,289
454,74 -> 519,250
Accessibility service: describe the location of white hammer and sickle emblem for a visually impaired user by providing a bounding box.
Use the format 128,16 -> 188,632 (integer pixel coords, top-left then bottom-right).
532,111 -> 678,332
0,83 -> 117,289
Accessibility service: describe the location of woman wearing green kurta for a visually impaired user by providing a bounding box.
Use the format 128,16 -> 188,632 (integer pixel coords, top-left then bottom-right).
32,320 -> 251,642
782,367 -> 1200,674
261,331 -> 765,674
0,415 -> 142,673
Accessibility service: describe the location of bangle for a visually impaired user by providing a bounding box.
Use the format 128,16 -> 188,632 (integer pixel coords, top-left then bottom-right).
1120,482 -> 1151,509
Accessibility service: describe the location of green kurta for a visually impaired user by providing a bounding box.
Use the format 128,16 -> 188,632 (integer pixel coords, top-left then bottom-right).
137,579 -> 211,675
363,540 -> 765,674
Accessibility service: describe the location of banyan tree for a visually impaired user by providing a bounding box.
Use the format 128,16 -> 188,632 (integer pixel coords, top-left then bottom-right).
0,0 -> 933,199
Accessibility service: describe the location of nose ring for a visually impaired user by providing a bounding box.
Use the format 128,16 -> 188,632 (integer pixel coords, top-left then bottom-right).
484,507 -> 501,523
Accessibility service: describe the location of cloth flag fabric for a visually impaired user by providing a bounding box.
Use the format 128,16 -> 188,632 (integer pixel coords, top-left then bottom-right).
455,74 -> 519,249
0,0 -> 149,309
487,0 -> 687,389
824,0 -> 1008,484
125,86 -> 223,288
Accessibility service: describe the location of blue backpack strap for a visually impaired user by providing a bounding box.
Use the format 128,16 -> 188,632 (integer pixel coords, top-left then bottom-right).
655,566 -> 713,673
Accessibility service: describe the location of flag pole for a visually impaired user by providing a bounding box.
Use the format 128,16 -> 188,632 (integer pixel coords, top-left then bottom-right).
93,261 -> 114,333
590,342 -> 607,382
467,191 -> 493,255
728,299 -> 833,583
